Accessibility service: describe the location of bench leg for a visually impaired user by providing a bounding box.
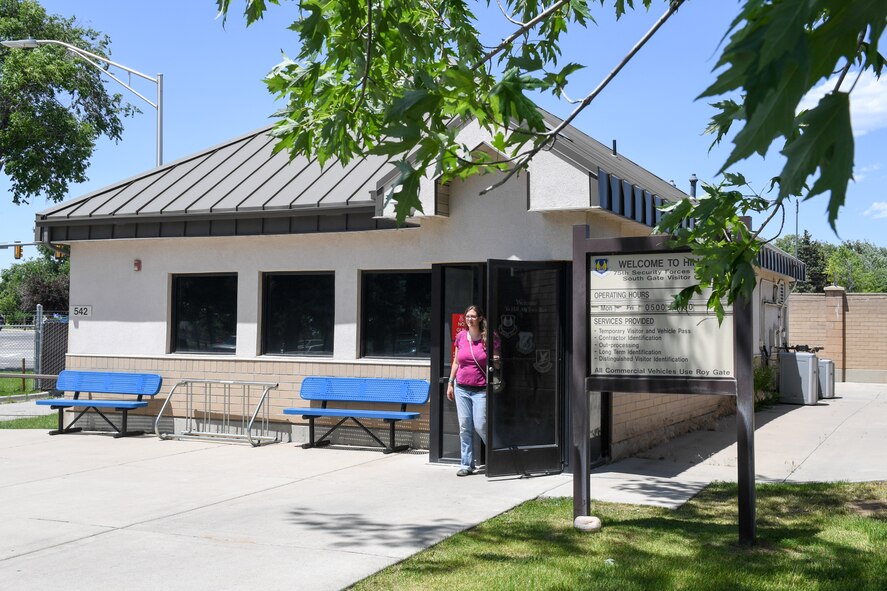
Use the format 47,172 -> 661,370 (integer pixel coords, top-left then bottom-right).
299,416 -> 411,454
48,407 -> 143,438
113,409 -> 145,438
301,417 -> 315,449
302,417 -> 346,449
48,407 -> 84,436
384,420 -> 409,454
301,417 -> 330,449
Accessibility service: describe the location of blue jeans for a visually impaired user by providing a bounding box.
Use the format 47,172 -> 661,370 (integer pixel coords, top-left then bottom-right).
454,383 -> 487,471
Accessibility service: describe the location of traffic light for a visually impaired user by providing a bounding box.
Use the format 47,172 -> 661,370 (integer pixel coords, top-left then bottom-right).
54,244 -> 64,260
13,242 -> 22,259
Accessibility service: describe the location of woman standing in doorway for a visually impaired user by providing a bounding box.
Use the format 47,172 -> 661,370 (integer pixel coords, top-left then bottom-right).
446,305 -> 500,477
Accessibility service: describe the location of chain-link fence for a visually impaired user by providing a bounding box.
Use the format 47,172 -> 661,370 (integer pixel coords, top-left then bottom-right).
0,305 -> 67,396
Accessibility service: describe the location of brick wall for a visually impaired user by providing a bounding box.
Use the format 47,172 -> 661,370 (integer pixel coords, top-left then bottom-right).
844,294 -> 887,380
611,392 -> 735,459
786,294 -> 827,350
788,288 -> 887,383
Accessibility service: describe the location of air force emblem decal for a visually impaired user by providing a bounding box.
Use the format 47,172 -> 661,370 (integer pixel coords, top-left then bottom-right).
534,349 -> 552,373
499,314 -> 518,339
593,258 -> 609,277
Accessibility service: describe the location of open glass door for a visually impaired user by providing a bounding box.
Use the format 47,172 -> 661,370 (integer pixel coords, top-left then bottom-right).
430,264 -> 485,464
486,260 -> 566,477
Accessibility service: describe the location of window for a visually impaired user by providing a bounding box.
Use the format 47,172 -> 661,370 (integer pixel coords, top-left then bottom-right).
362,271 -> 431,358
172,274 -> 237,354
262,273 -> 334,356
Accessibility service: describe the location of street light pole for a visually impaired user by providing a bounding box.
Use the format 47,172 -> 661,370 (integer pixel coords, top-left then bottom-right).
795,199 -> 799,259
1,38 -> 163,166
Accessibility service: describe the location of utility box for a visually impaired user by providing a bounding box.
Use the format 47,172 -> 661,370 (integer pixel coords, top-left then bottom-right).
779,351 -> 819,405
818,358 -> 835,399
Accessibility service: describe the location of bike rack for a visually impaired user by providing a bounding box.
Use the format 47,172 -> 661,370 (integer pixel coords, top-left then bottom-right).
154,379 -> 279,447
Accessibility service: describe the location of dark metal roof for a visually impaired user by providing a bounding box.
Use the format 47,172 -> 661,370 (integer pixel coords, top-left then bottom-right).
36,126 -> 399,241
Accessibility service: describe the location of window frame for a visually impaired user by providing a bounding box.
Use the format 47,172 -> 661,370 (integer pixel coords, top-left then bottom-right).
170,273 -> 238,355
360,269 -> 432,359
260,271 -> 336,357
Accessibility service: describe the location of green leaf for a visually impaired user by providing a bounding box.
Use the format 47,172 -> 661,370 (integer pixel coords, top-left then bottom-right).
508,54 -> 544,72
386,89 -> 437,121
389,161 -> 425,224
655,198 -> 693,234
244,0 -> 271,25
756,0 -> 817,67
612,0 -> 652,20
779,92 -> 854,229
570,0 -> 595,23
704,100 -> 744,147
721,48 -> 810,171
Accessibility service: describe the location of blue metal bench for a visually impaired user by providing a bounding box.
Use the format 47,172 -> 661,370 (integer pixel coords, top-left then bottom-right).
283,377 -> 429,453
37,370 -> 163,438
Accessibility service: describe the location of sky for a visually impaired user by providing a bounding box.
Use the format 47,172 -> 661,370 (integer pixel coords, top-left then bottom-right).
2,0 -> 886,271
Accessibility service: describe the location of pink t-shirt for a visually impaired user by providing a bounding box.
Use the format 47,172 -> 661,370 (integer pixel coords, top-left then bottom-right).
454,330 -> 500,387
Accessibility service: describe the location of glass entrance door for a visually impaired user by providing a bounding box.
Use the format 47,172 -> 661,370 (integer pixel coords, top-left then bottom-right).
487,260 -> 567,477
430,264 -> 485,463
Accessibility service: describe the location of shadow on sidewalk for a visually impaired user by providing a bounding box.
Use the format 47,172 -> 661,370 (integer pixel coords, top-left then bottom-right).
600,402 -> 806,480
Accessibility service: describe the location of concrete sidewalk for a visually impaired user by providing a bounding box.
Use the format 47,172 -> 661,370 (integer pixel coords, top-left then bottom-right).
0,397 -> 54,420
0,382 -> 884,590
544,381 -> 887,507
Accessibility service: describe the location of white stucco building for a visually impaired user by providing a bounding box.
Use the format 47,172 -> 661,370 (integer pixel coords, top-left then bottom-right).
36,111 -> 803,472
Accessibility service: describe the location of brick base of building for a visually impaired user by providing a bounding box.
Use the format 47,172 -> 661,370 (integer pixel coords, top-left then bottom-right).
64,354 -> 736,461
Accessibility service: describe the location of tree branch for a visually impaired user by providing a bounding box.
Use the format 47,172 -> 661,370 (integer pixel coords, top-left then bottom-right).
354,0 -> 374,112
474,0 -> 572,70
496,0 -> 526,26
750,196 -> 785,243
541,0 -> 686,140
422,0 -> 454,32
833,28 -> 867,92
758,200 -> 787,246
479,0 -> 686,194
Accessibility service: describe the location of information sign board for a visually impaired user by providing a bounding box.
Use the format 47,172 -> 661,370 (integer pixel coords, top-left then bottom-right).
589,253 -> 733,379
572,229 -> 754,544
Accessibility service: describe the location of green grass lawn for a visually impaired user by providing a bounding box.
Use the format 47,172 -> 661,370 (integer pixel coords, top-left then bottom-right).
0,370 -> 39,396
0,413 -> 57,429
353,482 -> 887,591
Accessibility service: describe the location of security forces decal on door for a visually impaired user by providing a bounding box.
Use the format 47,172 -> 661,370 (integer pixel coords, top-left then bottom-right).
534,349 -> 552,373
499,314 -> 518,338
517,331 -> 534,355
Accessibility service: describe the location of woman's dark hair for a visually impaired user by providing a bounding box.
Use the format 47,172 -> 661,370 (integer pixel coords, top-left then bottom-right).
464,305 -> 488,345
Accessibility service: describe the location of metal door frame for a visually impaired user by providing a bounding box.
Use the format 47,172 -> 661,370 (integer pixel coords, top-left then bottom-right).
429,263 -> 485,464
